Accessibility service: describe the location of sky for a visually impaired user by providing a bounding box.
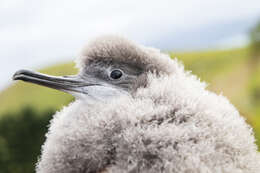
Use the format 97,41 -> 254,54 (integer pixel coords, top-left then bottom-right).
0,0 -> 260,90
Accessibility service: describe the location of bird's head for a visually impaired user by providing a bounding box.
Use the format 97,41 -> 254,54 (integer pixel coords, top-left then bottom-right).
13,36 -> 177,101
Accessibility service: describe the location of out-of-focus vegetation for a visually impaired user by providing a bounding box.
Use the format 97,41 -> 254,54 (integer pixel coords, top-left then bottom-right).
250,21 -> 260,59
0,108 -> 53,173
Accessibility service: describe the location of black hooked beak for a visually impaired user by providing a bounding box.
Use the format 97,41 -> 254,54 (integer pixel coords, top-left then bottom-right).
12,69 -> 97,94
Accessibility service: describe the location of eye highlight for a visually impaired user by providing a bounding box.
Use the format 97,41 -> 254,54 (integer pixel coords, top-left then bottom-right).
110,69 -> 123,80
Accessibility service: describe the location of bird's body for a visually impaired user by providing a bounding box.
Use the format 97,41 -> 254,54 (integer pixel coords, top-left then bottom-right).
13,36 -> 260,173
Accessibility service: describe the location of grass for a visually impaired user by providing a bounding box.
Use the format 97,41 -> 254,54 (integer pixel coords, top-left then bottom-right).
0,46 -> 259,146
171,48 -> 249,82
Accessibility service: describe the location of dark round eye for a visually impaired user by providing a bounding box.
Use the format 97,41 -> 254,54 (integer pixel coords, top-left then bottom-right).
110,69 -> 123,80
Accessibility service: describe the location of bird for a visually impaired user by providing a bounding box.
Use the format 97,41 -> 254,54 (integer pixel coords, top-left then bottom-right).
13,35 -> 260,173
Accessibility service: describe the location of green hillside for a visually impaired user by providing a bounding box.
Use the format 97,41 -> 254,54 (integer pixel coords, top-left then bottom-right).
0,47 -> 260,146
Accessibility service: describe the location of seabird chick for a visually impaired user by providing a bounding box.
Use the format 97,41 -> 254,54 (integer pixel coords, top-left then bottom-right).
13,35 -> 260,173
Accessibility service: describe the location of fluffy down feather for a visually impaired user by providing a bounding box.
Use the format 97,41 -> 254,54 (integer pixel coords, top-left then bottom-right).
36,36 -> 260,173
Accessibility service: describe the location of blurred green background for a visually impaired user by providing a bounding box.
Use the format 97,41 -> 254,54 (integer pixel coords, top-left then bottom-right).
0,18 -> 260,173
